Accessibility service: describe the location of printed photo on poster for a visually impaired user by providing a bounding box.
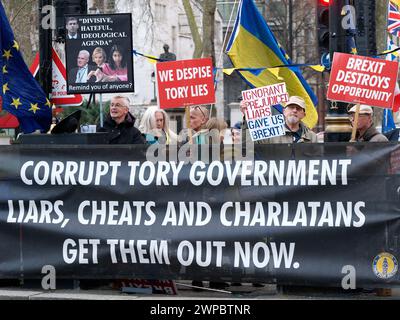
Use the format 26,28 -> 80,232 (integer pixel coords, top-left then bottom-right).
65,14 -> 134,94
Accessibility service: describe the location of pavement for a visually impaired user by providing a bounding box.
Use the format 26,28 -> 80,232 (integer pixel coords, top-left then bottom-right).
0,281 -> 399,300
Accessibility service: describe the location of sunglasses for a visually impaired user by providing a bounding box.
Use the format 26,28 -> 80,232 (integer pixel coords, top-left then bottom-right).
193,105 -> 207,118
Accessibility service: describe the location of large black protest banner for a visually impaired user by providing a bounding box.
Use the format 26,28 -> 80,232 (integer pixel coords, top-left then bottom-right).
0,143 -> 399,288
65,14 -> 134,94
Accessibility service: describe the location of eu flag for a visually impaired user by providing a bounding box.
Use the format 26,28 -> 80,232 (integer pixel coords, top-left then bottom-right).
0,1 -> 51,134
226,0 -> 318,129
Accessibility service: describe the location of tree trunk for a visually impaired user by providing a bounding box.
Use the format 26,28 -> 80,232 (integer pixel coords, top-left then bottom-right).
376,0 -> 388,54
182,0 -> 203,58
202,0 -> 216,65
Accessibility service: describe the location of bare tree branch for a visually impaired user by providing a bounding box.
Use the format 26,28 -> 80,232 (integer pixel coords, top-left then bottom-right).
202,0 -> 217,64
10,0 -> 35,25
182,0 -> 203,58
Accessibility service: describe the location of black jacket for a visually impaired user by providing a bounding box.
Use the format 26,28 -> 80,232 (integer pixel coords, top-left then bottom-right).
384,128 -> 400,142
98,112 -> 145,144
69,64 -> 97,83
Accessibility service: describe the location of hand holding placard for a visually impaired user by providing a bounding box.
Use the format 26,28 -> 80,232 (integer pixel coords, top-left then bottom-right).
241,83 -> 288,141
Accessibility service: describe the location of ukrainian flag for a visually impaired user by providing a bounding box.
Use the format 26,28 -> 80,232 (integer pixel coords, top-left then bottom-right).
226,0 -> 318,128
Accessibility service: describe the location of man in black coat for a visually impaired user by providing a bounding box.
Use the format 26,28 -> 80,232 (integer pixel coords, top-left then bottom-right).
98,96 -> 145,144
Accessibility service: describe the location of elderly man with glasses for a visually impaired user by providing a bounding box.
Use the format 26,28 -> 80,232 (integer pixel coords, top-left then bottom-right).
97,95 -> 145,144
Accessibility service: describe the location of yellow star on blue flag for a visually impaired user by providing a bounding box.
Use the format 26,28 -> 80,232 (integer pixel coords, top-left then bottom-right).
12,40 -> 19,51
0,1 -> 51,133
10,97 -> 22,109
2,49 -> 12,60
2,82 -> 9,94
45,98 -> 52,108
29,103 -> 40,113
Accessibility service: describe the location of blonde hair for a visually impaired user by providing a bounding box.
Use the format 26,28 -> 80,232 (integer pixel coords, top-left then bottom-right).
204,117 -> 228,144
190,105 -> 210,120
205,118 -> 228,131
92,47 -> 107,63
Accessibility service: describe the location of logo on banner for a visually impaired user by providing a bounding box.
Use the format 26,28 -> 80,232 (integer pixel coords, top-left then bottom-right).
372,252 -> 398,279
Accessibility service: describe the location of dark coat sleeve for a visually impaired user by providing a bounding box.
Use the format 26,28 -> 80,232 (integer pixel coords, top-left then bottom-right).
131,127 -> 146,144
69,68 -> 78,83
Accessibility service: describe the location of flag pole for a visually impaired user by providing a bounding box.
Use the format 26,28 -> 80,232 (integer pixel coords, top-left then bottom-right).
99,93 -> 104,127
213,0 -> 239,118
38,0 -> 52,98
185,105 -> 192,144
350,103 -> 360,142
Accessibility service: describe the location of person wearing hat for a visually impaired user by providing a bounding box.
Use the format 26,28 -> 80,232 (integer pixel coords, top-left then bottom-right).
348,104 -> 388,142
240,95 -> 317,143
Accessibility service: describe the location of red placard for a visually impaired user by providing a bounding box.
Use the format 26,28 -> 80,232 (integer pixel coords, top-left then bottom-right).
156,57 -> 215,109
327,52 -> 399,108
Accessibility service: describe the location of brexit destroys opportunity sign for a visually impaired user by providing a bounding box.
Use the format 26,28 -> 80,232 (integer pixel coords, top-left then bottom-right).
241,83 -> 288,141
156,57 -> 216,109
327,52 -> 399,108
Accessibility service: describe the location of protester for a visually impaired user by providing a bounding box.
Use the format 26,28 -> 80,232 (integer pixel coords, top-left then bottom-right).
189,105 -> 210,144
190,111 -> 232,290
205,117 -> 228,144
241,95 -> 317,144
239,95 -> 318,290
65,17 -> 79,39
96,45 -> 128,82
69,50 -> 96,84
347,104 -> 389,296
348,105 -> 388,142
97,96 -> 145,144
139,106 -> 177,144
